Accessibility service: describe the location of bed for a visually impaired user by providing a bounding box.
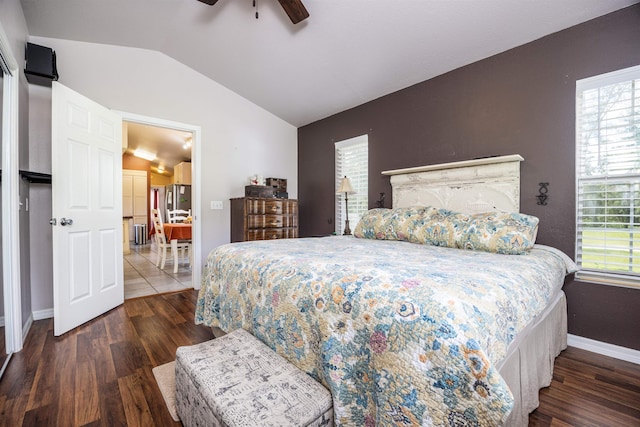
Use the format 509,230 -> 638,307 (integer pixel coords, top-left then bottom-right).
195,155 -> 577,426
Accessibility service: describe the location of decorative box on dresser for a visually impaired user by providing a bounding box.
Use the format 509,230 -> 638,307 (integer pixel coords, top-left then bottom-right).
230,197 -> 298,242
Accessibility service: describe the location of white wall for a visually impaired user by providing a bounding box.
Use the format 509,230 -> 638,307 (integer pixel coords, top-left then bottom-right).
27,36 -> 298,311
0,0 -> 29,69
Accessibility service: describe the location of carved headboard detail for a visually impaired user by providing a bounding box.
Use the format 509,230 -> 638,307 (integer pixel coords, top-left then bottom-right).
381,155 -> 523,213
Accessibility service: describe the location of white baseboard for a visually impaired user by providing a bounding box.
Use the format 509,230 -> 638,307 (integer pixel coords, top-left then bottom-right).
21,309 -> 54,346
568,334 -> 640,365
33,308 -> 54,321
22,313 -> 33,346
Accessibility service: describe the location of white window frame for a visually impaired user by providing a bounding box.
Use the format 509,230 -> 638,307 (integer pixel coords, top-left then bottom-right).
335,135 -> 368,235
575,64 -> 640,289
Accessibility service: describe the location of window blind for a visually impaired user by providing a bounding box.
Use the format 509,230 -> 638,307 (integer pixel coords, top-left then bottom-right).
335,135 -> 368,235
576,65 -> 640,288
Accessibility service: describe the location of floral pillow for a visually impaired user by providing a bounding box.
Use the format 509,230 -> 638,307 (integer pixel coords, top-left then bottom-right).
411,208 -> 469,248
353,207 -> 437,241
354,207 -> 538,255
455,211 -> 539,255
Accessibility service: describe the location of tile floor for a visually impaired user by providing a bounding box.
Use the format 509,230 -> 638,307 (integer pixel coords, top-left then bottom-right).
124,242 -> 193,299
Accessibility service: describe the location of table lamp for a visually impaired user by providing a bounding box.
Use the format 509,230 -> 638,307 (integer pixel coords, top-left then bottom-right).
337,176 -> 355,235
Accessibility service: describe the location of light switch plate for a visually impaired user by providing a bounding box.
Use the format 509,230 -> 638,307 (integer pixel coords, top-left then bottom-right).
211,200 -> 223,210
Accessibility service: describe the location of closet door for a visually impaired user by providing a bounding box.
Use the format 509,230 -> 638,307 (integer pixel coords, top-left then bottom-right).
0,21 -> 23,368
0,67 -> 5,374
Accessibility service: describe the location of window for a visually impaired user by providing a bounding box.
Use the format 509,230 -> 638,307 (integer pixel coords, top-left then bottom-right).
335,135 -> 368,235
576,65 -> 640,288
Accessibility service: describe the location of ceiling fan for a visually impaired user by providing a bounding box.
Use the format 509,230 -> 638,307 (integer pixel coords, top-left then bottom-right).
197,0 -> 309,24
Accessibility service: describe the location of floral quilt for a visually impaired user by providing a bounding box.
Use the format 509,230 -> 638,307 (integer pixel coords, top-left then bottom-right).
195,236 -> 575,426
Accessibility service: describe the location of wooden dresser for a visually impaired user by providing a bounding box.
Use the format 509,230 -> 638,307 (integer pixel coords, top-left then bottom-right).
230,197 -> 298,242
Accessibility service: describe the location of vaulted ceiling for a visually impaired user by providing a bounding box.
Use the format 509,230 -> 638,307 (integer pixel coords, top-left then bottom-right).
20,0 -> 639,127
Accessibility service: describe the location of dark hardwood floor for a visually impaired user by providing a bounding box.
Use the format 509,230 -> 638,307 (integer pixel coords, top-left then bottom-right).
0,290 -> 638,426
0,290 -> 213,427
0,325 -> 6,378
530,346 -> 640,426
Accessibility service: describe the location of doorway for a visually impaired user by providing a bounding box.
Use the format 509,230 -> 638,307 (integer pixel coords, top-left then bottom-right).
117,112 -> 201,299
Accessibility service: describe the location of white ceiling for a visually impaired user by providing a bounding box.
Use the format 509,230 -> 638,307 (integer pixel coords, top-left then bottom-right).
20,0 -> 639,127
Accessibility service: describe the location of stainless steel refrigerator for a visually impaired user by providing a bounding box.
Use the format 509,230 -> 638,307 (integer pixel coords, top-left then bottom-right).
165,184 -> 192,214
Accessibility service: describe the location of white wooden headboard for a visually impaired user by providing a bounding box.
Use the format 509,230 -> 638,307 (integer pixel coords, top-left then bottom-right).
381,155 -> 523,213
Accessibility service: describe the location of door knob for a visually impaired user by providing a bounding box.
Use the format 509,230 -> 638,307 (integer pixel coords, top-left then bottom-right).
49,218 -> 57,226
60,218 -> 73,226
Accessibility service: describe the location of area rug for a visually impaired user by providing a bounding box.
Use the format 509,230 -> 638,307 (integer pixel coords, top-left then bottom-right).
152,361 -> 180,422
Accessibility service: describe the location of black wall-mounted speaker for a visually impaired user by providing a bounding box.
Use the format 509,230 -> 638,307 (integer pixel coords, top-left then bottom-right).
24,42 -> 59,86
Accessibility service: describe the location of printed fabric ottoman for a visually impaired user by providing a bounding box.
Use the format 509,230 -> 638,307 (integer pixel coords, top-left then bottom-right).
175,328 -> 334,427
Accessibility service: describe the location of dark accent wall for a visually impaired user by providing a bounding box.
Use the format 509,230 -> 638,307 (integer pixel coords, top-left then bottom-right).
298,5 -> 640,350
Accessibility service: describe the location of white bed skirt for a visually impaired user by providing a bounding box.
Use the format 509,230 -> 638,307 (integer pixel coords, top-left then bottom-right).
498,291 -> 567,426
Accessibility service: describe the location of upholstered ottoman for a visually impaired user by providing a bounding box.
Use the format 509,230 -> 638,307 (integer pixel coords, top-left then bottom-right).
175,328 -> 333,427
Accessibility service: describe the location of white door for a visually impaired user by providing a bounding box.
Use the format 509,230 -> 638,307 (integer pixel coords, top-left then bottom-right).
52,82 -> 123,336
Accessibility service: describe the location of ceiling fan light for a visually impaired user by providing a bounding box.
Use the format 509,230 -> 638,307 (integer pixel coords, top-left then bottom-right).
197,0 -> 309,24
277,0 -> 309,24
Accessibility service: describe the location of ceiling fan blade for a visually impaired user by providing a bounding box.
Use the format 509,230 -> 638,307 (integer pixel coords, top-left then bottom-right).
277,0 -> 309,24
197,0 -> 219,5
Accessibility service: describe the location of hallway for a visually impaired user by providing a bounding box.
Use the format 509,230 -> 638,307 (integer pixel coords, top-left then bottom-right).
124,243 -> 192,299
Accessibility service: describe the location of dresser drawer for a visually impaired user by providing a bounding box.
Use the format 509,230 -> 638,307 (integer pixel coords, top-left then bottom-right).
285,200 -> 298,215
246,228 -> 298,241
245,198 -> 282,214
264,200 -> 283,214
247,214 -> 283,228
283,227 -> 298,239
247,229 -> 283,240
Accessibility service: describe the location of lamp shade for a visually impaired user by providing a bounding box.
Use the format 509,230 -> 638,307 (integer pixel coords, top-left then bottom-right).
337,176 -> 355,194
